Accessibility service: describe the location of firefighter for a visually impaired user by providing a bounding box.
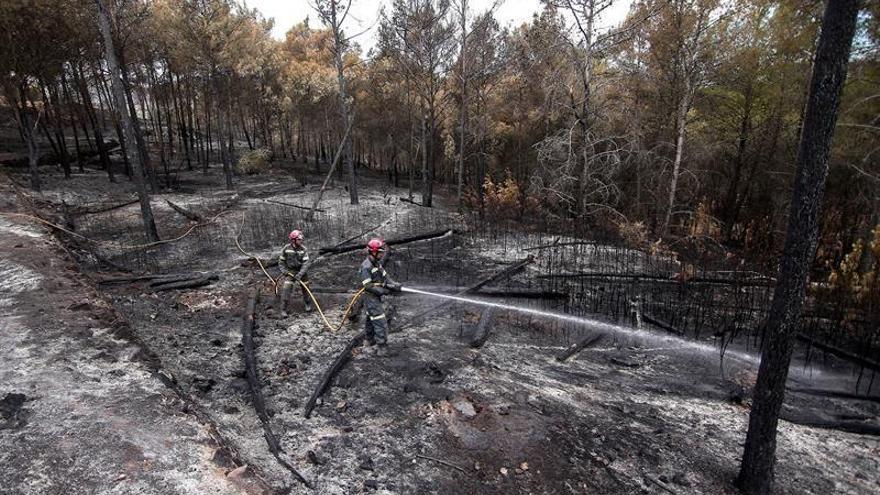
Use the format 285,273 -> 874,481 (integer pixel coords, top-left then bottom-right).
359,238 -> 402,356
279,229 -> 312,317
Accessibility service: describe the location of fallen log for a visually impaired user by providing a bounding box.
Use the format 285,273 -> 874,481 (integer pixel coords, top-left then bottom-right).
556,333 -> 605,362
98,272 -> 205,285
796,334 -> 880,373
73,199 -> 139,216
240,290 -> 311,487
524,240 -> 598,251
310,286 -> 566,300
537,272 -> 775,288
148,272 -> 216,286
265,199 -> 324,212
780,411 -> 880,436
165,199 -> 203,222
318,228 -> 455,255
151,275 -> 218,292
642,314 -> 683,335
330,216 -> 395,249
399,197 -> 429,207
469,308 -> 495,348
303,330 -> 367,419
303,256 -> 534,419
786,387 -> 880,404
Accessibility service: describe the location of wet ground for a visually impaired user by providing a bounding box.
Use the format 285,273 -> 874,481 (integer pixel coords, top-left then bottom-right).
1,166 -> 878,494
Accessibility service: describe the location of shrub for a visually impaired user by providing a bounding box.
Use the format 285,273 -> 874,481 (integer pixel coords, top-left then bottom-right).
236,148 -> 272,175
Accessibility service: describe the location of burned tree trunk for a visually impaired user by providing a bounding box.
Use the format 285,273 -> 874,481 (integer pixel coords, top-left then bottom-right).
318,228 -> 454,255
95,0 -> 159,242
239,290 -> 311,487
737,1 -> 861,493
469,307 -> 495,349
556,333 -> 604,362
165,200 -> 203,222
307,119 -> 352,222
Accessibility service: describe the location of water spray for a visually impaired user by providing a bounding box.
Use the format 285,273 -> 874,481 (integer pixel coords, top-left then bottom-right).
401,286 -> 761,365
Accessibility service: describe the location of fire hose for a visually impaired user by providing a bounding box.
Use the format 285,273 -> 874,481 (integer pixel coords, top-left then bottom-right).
298,280 -> 366,333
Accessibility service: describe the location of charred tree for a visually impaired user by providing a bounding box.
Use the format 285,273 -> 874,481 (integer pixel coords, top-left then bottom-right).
737,1 -> 861,493
314,0 -> 359,205
95,0 -> 159,242
239,291 -> 311,487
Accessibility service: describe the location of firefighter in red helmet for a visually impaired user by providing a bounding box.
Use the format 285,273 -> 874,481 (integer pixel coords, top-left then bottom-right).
358,238 -> 402,356
279,229 -> 312,317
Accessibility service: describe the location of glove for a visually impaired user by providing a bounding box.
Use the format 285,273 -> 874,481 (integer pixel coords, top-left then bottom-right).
367,286 -> 390,297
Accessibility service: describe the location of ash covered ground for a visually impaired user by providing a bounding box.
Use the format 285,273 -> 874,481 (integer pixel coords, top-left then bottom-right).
1,166 -> 878,495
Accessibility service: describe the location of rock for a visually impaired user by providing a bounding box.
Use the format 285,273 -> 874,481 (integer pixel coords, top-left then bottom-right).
515,468 -> 523,475
610,357 -> 641,368
520,462 -> 529,471
359,458 -> 374,471
192,377 -> 216,393
499,467 -> 508,476
451,396 -> 477,419
0,393 -> 27,429
223,406 -> 240,415
659,474 -> 669,483
68,301 -> 93,311
229,377 -> 250,394
364,479 -> 379,490
227,464 -> 248,479
496,404 -> 511,415
336,401 -> 347,411
307,450 -> 327,466
672,471 -> 692,487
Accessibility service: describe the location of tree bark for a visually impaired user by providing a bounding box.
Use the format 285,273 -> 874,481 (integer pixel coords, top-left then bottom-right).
737,1 -> 861,492
95,0 -> 159,241
327,1 -> 359,205
662,83 -> 691,235
457,0 -> 468,208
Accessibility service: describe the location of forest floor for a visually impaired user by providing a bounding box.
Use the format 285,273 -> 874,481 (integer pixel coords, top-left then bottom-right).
0,163 -> 878,495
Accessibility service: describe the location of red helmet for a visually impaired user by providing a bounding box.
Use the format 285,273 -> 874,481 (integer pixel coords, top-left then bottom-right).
289,230 -> 304,243
367,238 -> 385,255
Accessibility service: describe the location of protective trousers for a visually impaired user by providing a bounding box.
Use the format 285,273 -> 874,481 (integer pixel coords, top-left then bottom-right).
363,293 -> 388,345
280,273 -> 310,313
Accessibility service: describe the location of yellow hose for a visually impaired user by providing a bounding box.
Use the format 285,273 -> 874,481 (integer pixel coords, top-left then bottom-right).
298,280 -> 365,333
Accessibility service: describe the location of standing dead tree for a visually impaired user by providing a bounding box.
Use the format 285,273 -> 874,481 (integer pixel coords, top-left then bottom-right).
313,0 -> 359,205
530,126 -> 628,220
306,119 -> 353,221
737,0 -> 861,492
95,0 -> 159,242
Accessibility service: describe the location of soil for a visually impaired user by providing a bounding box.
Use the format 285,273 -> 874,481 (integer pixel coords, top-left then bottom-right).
1,165 -> 878,495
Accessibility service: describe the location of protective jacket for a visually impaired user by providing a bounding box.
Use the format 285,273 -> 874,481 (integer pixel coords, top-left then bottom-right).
358,256 -> 398,346
280,245 -> 310,279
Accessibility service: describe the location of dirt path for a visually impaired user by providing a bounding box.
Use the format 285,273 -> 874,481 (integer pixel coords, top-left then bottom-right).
0,192 -> 263,495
